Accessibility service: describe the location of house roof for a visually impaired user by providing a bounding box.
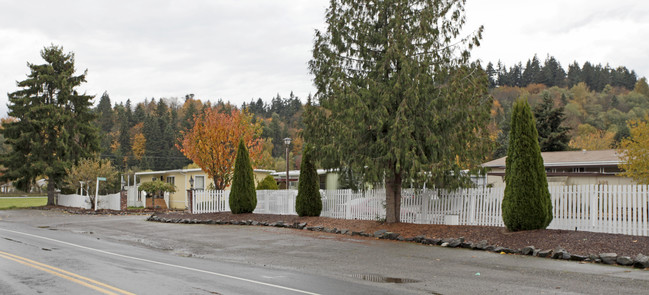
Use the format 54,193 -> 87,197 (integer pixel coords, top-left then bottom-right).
135,168 -> 276,176
270,169 -> 331,178
482,149 -> 623,168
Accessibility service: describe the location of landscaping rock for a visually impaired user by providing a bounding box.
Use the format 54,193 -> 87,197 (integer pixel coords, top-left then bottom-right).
461,242 -> 473,249
472,240 -> 488,250
633,254 -> 649,269
413,235 -> 426,243
492,246 -> 505,253
339,229 -> 349,235
384,232 -> 400,240
441,242 -> 450,247
421,238 -> 435,245
351,231 -> 363,236
297,222 -> 307,229
599,253 -> 618,265
484,245 -> 496,252
570,254 -> 587,261
552,248 -> 570,260
521,246 -> 535,256
616,256 -> 634,266
374,229 -> 388,238
448,238 -> 463,248
538,250 -> 553,258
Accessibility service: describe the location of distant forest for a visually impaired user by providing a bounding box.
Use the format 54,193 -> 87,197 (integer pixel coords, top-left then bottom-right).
89,54 -> 648,173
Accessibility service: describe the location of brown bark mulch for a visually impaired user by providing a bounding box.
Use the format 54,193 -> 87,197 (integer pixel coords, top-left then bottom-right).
154,211 -> 649,258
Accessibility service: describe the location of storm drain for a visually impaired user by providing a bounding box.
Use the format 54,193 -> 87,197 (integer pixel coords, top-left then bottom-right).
352,274 -> 420,284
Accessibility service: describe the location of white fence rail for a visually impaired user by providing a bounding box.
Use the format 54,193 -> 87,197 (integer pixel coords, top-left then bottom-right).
190,184 -> 649,236
57,193 -> 121,210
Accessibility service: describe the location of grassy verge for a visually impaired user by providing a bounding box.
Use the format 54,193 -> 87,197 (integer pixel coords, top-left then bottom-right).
0,196 -> 47,210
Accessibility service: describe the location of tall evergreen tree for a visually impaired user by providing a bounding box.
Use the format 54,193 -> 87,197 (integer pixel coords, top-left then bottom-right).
295,145 -> 322,216
567,61 -> 582,87
534,92 -> 571,151
229,138 -> 257,214
485,62 -> 497,88
522,55 -> 541,86
305,0 -> 491,223
0,45 -> 99,204
541,55 -> 566,87
502,99 -> 552,231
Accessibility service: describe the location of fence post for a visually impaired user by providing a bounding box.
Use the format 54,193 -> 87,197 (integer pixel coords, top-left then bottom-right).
345,190 -> 352,219
187,189 -> 194,213
590,184 -> 597,230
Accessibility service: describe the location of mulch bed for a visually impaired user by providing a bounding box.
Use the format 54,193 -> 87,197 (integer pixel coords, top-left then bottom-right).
154,211 -> 649,258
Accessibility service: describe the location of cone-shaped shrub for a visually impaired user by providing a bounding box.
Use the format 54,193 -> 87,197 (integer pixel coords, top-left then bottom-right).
229,138 -> 257,214
256,175 -> 279,190
295,144 -> 322,216
502,98 -> 553,231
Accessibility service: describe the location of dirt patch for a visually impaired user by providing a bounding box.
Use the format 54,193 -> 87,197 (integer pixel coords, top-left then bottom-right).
155,211 -> 649,257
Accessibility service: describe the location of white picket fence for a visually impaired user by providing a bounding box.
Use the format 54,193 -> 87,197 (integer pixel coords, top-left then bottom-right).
190,184 -> 649,236
57,193 -> 121,210
192,190 -> 299,215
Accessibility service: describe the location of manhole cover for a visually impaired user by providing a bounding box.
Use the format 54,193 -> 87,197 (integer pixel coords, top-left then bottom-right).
352,274 -> 420,284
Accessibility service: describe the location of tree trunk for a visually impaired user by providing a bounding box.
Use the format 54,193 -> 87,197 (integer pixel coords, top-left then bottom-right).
46,179 -> 56,206
385,170 -> 402,224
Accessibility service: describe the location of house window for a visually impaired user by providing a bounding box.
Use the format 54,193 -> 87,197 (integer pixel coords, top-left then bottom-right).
166,176 -> 175,185
194,176 -> 205,190
572,167 -> 585,173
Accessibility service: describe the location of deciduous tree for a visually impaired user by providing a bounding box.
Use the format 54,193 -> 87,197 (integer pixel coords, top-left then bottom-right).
618,115 -> 649,184
179,108 -> 262,190
305,0 -> 491,223
64,158 -> 119,209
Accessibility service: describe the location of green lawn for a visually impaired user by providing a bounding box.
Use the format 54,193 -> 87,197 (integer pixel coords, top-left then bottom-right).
0,196 -> 47,210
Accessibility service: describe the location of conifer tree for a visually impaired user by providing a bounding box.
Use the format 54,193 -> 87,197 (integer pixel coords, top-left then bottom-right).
534,92 -> 571,152
0,45 -> 99,204
305,0 -> 491,223
295,145 -> 321,216
229,138 -> 257,214
502,99 -> 553,231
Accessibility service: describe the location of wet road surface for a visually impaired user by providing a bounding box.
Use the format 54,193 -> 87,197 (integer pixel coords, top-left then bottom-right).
1,209 -> 648,294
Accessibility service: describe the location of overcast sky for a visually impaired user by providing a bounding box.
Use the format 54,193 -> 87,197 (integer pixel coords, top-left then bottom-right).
1,0 -> 648,118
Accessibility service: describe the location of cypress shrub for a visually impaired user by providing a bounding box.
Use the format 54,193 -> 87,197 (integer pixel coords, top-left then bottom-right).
295,145 -> 322,216
502,98 -> 553,231
256,175 -> 279,190
229,138 -> 257,214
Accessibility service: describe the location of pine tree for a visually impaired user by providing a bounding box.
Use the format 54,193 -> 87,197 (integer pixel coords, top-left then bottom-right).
306,0 -> 491,223
534,92 -> 571,151
0,45 -> 99,204
229,138 -> 257,214
502,99 -> 553,231
295,145 -> 322,216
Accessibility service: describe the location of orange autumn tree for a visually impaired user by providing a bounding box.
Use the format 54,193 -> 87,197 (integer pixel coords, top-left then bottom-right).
178,107 -> 263,190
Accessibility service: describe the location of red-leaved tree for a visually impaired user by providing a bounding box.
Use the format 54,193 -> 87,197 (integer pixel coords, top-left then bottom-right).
178,108 -> 263,190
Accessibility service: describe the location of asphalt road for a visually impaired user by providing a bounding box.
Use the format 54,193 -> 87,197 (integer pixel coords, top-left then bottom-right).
1,209 -> 648,294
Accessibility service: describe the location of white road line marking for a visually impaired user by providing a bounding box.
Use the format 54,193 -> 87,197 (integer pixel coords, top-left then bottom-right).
0,227 -> 320,295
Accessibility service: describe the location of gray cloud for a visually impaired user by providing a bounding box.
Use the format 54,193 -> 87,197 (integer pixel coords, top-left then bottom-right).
1,0 -> 648,119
